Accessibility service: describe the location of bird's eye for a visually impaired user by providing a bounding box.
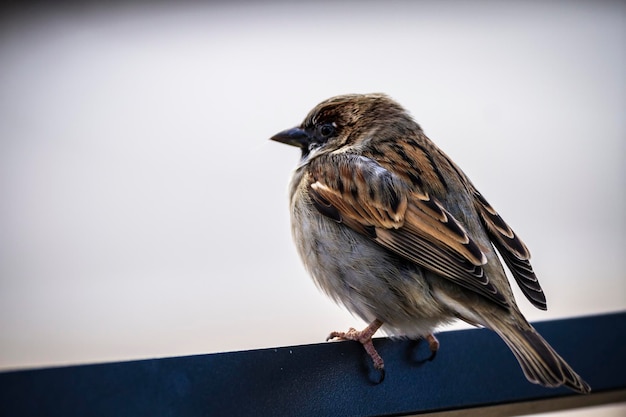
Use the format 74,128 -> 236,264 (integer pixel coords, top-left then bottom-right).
319,123 -> 335,138
320,125 -> 333,136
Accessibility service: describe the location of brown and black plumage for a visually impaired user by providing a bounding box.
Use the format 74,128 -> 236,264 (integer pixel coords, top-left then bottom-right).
271,93 -> 589,393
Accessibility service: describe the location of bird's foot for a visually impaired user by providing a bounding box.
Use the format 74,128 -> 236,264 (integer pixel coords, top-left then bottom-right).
425,333 -> 439,361
327,319 -> 385,373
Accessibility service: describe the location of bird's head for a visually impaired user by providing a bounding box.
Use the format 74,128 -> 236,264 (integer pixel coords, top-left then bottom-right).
270,93 -> 417,160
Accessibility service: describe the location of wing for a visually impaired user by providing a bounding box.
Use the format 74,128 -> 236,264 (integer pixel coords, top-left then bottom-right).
307,153 -> 509,308
471,189 -> 547,310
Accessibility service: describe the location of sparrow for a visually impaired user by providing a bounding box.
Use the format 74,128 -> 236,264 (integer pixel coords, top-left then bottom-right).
270,93 -> 590,393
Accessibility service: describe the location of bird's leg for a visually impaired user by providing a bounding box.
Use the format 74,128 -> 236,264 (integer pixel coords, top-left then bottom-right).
327,319 -> 384,370
425,333 -> 439,361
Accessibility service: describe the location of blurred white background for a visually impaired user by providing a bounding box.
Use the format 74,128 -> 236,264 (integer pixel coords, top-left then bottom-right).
1,1 -> 624,415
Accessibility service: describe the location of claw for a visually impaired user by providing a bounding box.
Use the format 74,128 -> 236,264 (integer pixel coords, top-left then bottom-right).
327,328 -> 358,342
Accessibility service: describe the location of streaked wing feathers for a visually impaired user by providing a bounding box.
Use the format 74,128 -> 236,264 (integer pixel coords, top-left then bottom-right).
308,153 -> 509,308
472,190 -> 547,310
374,215 -> 507,307
309,154 -> 407,229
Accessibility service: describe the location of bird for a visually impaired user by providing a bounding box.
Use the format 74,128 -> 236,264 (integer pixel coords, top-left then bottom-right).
270,93 -> 590,393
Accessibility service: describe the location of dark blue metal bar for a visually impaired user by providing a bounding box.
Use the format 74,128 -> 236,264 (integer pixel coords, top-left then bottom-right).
1,312 -> 624,417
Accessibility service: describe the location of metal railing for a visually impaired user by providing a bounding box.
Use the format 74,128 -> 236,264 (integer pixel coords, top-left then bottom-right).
1,312 -> 624,417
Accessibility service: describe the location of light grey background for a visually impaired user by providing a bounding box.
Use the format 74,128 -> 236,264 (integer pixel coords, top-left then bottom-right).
1,2 -> 624,415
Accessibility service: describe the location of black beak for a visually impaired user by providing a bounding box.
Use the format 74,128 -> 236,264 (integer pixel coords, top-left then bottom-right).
269,127 -> 311,149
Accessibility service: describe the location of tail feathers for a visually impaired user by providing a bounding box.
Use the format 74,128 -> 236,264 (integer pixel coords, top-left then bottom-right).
495,323 -> 591,394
